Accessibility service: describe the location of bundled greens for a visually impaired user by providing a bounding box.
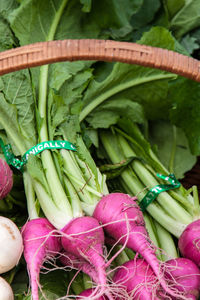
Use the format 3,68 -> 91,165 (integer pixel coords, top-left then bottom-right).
98,125 -> 198,237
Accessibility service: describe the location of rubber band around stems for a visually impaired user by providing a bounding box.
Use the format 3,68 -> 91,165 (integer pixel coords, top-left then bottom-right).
139,173 -> 181,212
0,138 -> 77,171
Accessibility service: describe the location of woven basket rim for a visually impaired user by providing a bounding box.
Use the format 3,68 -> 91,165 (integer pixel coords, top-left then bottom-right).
0,39 -> 199,81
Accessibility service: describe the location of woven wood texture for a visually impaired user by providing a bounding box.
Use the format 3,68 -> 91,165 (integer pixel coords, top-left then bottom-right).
0,39 -> 200,81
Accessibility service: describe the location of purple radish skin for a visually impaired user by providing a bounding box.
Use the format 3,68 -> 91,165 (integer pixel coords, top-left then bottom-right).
178,219 -> 200,267
113,258 -> 160,300
60,252 -> 99,283
93,193 -> 186,299
165,257 -> 200,299
0,158 -> 13,199
61,216 -> 111,298
22,218 -> 61,300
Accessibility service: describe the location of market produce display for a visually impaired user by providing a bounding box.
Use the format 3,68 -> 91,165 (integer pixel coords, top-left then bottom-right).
1,0 -> 200,299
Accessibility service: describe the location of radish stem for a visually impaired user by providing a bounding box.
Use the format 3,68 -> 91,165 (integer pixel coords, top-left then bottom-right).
154,221 -> 178,261
99,130 -> 189,238
37,0 -> 73,221
79,74 -> 176,122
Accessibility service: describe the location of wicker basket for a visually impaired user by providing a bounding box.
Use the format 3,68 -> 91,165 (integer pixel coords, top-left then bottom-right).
1,39 -> 200,188
0,39 -> 200,81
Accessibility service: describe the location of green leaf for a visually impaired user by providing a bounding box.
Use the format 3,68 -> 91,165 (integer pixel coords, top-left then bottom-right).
170,0 -> 200,38
0,92 -> 26,155
9,0 -> 137,44
49,63 -> 93,92
14,267 -> 69,299
81,27 -> 177,122
163,0 -> 185,19
81,62 -> 176,121
0,0 -> 19,18
169,78 -> 200,155
0,15 -> 16,51
0,70 -> 36,148
86,99 -> 145,128
181,34 -> 199,54
131,0 -> 161,29
97,0 -> 143,39
9,0 -> 95,90
148,120 -> 196,178
9,0 -> 67,44
82,128 -> 99,148
80,0 -> 92,12
38,269 -> 69,299
138,26 -> 175,49
57,68 -> 93,107
48,68 -> 93,141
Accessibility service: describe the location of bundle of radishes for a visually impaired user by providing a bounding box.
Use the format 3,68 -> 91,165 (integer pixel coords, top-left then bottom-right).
0,96 -> 200,299
1,130 -> 200,299
94,125 -> 200,299
20,151 -> 200,300
0,105 -> 199,300
21,188 -> 200,299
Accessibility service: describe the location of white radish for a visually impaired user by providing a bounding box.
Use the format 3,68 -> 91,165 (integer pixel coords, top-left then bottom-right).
0,216 -> 23,273
0,277 -> 14,300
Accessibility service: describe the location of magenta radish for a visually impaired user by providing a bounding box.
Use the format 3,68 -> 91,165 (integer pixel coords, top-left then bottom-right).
0,158 -> 13,199
61,216 -> 112,299
22,218 -> 61,300
93,192 -> 186,298
178,219 -> 200,267
78,288 -> 107,299
60,252 -> 99,283
112,258 -> 160,299
164,257 -> 200,299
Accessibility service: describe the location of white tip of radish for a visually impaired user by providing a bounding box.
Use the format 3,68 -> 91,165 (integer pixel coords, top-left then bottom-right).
0,216 -> 23,274
0,277 -> 14,300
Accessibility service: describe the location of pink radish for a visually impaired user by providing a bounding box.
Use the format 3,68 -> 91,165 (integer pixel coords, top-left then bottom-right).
0,158 -> 13,199
112,258 -> 160,299
164,257 -> 200,299
61,216 -> 112,299
60,252 -> 99,283
93,192 -> 186,299
78,288 -> 107,299
178,219 -> 200,267
22,218 -> 61,300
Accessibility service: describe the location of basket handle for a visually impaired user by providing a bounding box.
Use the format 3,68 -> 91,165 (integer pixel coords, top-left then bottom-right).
0,39 -> 200,81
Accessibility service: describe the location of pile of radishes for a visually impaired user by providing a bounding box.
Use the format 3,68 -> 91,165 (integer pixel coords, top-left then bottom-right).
0,158 -> 23,299
1,156 -> 200,300
21,192 -> 200,300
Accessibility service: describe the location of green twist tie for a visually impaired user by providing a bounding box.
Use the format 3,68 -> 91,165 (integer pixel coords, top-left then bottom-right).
0,138 -> 24,170
0,139 -> 77,171
139,173 -> 181,212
